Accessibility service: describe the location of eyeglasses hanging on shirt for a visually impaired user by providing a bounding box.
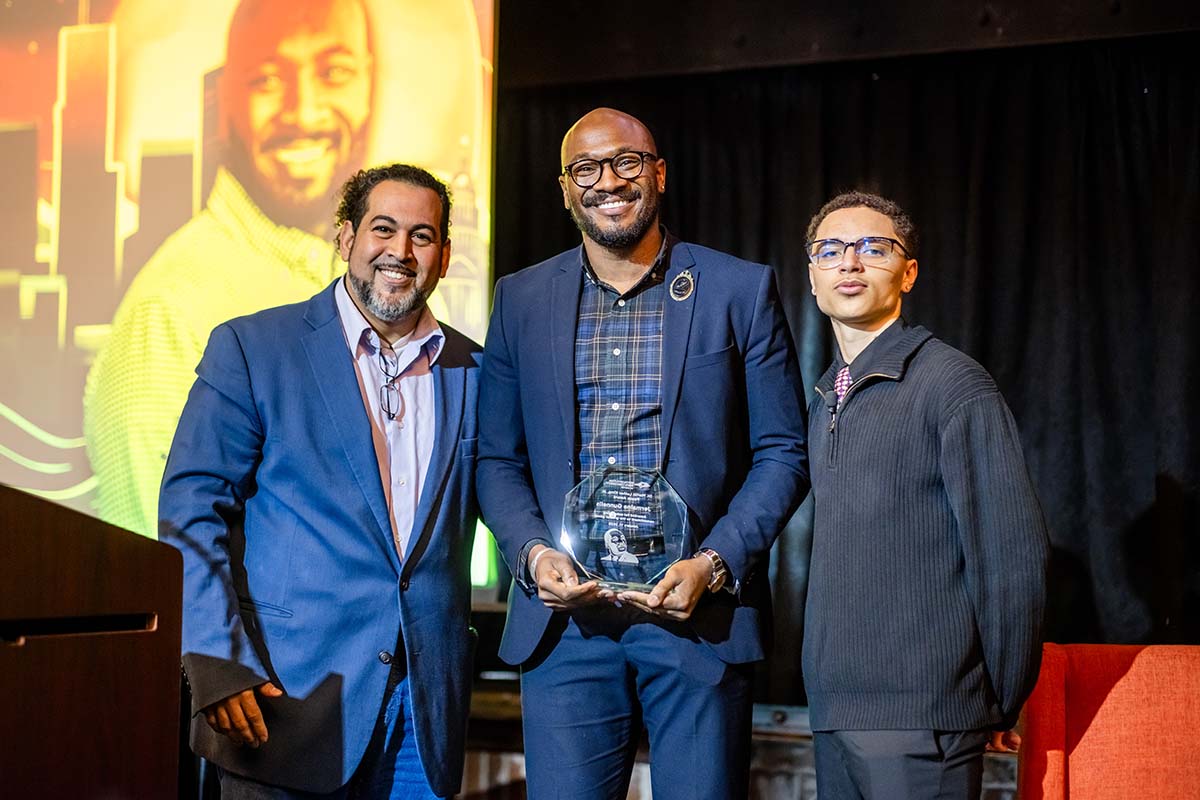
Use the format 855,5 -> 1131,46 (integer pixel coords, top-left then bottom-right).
378,343 -> 403,422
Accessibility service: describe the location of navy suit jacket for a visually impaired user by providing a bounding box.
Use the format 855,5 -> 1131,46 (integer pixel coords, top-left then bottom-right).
160,282 -> 480,796
478,238 -> 809,666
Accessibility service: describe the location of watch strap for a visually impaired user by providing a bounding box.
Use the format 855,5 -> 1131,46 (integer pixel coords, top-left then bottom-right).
695,548 -> 728,593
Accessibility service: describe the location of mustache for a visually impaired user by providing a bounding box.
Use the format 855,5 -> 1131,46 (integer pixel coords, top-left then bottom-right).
583,187 -> 640,207
259,127 -> 342,151
372,258 -> 415,274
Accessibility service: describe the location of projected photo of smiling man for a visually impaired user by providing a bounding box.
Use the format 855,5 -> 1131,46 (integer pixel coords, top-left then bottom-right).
83,0 -> 378,538
221,0 -> 374,235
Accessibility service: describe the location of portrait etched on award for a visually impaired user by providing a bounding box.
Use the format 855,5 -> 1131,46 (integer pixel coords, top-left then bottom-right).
560,466 -> 690,591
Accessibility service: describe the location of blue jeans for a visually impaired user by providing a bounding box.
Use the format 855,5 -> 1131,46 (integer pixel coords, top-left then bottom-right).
219,664 -> 441,800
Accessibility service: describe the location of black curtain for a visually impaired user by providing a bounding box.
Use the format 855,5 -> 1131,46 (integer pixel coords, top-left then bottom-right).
493,32 -> 1200,704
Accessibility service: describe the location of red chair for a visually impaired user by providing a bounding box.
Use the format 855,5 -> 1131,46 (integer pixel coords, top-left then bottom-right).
1019,643 -> 1200,799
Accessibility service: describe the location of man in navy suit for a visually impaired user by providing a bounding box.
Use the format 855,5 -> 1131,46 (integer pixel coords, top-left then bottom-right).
160,163 -> 480,799
477,108 -> 809,798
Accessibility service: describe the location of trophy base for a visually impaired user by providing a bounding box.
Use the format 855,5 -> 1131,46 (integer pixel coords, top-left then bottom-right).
596,579 -> 655,593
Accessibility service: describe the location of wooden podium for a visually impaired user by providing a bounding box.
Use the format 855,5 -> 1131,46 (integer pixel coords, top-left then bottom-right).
0,484 -> 182,798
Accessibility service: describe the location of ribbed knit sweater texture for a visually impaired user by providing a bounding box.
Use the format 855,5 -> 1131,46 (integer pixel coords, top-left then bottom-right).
803,320 -> 1048,732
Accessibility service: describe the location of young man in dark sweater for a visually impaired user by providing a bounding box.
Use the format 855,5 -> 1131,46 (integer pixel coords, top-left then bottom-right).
801,191 -> 1048,798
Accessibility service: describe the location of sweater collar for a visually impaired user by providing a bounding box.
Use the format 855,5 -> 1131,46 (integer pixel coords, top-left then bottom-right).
816,318 -> 934,396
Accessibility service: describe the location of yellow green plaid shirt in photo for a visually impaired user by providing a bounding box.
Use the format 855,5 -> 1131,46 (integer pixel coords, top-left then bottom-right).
83,167 -> 343,537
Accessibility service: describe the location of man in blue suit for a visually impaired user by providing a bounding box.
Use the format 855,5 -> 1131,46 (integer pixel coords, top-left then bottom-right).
477,108 -> 809,798
160,163 -> 480,799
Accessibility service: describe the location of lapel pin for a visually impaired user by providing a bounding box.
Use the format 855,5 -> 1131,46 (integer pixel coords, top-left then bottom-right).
669,270 -> 695,302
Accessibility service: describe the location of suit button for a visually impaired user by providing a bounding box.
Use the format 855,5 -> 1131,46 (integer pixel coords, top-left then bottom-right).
400,578 -> 410,591
378,650 -> 392,664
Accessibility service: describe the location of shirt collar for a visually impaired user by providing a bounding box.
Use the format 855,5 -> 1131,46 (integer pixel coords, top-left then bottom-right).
206,167 -> 340,286
579,226 -> 671,295
334,275 -> 445,367
816,318 -> 934,395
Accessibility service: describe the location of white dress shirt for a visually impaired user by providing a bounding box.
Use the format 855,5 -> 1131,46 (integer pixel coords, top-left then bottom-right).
335,277 -> 443,559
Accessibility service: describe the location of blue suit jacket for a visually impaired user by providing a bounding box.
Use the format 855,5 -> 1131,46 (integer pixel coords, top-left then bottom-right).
478,238 -> 809,666
160,282 -> 480,796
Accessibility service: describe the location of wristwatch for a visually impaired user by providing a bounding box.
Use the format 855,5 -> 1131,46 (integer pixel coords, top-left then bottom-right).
695,548 -> 728,593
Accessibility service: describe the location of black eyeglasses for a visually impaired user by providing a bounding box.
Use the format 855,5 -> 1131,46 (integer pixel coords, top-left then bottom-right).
378,344 -> 402,421
806,237 -> 912,270
562,151 -> 659,188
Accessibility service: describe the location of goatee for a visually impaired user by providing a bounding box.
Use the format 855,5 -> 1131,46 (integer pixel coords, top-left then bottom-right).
570,186 -> 660,249
349,270 -> 428,324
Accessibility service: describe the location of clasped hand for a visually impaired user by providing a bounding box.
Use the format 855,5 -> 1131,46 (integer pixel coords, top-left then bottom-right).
530,546 -> 711,621
987,729 -> 1021,753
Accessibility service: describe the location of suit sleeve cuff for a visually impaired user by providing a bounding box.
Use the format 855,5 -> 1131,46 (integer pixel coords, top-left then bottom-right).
514,538 -> 554,593
182,653 -> 271,716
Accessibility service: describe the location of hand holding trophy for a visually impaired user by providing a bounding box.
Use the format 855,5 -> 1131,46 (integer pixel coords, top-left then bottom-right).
559,466 -> 690,592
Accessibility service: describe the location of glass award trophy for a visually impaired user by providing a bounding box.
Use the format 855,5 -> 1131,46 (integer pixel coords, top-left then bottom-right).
560,466 -> 690,591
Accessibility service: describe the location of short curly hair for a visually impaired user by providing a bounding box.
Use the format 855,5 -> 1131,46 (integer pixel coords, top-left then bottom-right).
806,191 -> 918,258
335,163 -> 452,240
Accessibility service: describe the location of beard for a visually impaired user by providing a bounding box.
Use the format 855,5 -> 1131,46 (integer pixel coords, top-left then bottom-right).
568,183 -> 660,250
223,118 -> 368,234
348,266 -> 430,325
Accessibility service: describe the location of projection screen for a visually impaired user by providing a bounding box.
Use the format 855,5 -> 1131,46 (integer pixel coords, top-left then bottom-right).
0,0 -> 495,585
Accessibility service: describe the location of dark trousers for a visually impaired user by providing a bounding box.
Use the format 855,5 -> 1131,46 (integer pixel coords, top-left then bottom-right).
520,610 -> 754,800
813,729 -> 991,800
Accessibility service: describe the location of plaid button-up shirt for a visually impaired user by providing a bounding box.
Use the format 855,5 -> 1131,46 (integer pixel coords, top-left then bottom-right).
514,237 -> 671,590
574,240 -> 668,478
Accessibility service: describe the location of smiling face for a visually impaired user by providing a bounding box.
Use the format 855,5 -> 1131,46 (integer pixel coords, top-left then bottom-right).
222,0 -> 373,233
604,529 -> 628,555
808,206 -> 918,332
558,109 -> 666,251
337,180 -> 451,339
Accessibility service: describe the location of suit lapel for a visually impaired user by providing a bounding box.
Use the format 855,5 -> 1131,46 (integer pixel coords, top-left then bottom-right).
402,359 -> 464,573
659,240 -> 698,469
301,289 -> 402,574
551,252 -> 583,460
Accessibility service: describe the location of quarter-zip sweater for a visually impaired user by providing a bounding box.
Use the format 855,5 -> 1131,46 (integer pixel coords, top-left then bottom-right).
802,320 -> 1048,732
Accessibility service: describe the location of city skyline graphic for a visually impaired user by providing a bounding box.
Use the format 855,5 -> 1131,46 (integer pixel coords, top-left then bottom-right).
0,0 -> 495,528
